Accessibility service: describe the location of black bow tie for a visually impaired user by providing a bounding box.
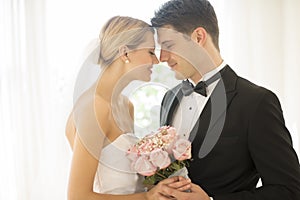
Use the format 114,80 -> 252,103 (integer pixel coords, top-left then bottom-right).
181,68 -> 224,97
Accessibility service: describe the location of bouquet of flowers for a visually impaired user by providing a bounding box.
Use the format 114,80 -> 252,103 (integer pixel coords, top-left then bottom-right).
126,125 -> 191,185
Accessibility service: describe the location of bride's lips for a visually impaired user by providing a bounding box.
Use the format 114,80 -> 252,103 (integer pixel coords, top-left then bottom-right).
147,66 -> 153,73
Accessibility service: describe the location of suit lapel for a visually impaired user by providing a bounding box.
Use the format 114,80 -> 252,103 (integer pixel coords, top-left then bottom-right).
161,85 -> 184,126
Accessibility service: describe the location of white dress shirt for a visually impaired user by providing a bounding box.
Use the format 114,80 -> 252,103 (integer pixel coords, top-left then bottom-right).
172,61 -> 226,139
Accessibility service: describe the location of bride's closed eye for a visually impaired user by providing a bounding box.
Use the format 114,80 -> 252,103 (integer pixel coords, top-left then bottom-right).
149,51 -> 156,56
147,47 -> 155,55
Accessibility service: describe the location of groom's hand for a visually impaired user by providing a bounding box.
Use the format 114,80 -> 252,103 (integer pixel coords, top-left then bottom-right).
145,176 -> 191,200
162,181 -> 211,200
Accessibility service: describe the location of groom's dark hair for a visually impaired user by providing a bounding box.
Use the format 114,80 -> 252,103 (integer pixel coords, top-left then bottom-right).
151,0 -> 220,51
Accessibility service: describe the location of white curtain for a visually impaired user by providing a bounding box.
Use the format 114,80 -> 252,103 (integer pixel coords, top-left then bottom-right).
0,0 -> 70,199
0,0 -> 299,200
211,0 -> 300,154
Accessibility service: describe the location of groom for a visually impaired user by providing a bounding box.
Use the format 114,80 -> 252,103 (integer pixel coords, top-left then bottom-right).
152,0 -> 300,200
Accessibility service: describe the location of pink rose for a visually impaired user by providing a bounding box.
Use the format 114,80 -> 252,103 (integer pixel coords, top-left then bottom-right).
172,138 -> 192,161
166,127 -> 177,139
134,155 -> 157,176
127,145 -> 141,161
161,127 -> 177,145
149,149 -> 171,169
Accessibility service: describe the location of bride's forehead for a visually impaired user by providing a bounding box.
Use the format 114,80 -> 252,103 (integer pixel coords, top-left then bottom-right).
136,32 -> 156,48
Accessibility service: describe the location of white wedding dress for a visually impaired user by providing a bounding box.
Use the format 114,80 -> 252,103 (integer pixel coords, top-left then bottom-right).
93,133 -> 145,194
93,95 -> 145,194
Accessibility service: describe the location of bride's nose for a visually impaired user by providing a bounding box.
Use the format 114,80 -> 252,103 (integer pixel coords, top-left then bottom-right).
152,55 -> 159,64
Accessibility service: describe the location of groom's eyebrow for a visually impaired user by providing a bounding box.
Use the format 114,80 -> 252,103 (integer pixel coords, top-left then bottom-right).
161,40 -> 173,46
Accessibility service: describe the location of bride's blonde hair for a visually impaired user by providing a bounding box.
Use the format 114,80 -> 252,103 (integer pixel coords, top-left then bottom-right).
98,16 -> 154,67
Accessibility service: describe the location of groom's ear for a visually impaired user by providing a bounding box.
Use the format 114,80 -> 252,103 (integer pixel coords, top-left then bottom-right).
191,27 -> 207,46
119,45 -> 130,63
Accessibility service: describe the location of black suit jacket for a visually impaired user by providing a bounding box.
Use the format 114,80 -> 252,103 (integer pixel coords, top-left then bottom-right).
160,65 -> 300,200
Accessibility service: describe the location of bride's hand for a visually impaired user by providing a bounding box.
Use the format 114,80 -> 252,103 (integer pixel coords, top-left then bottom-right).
145,176 -> 191,200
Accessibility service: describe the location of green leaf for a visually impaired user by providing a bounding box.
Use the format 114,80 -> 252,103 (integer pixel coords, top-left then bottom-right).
142,160 -> 193,186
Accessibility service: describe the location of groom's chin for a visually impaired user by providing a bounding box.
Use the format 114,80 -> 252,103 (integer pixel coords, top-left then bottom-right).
174,72 -> 185,80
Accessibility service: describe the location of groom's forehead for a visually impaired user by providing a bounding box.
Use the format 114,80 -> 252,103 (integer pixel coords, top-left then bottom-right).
156,27 -> 184,44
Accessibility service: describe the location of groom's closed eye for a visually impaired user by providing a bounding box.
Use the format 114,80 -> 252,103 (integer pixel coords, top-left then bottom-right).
161,42 -> 174,50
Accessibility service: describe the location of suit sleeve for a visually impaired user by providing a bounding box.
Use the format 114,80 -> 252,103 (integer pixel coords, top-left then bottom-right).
215,90 -> 300,200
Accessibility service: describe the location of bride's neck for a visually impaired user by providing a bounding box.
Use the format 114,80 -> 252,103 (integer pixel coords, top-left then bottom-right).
95,64 -> 130,102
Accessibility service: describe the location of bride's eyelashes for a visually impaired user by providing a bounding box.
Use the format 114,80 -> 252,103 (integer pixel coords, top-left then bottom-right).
149,51 -> 156,55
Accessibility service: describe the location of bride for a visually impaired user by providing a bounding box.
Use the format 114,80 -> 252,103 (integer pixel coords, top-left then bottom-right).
65,16 -> 191,200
